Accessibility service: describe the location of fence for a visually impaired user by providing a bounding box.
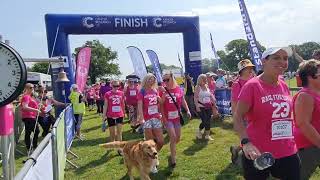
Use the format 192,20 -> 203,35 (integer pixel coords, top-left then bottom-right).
14,105 -> 75,180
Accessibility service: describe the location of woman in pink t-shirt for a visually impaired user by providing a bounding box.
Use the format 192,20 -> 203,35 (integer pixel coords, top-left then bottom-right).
124,78 -> 140,130
293,60 -> 320,179
230,59 -> 255,164
103,80 -> 125,146
160,72 -> 191,168
20,83 -> 41,151
137,73 -> 164,151
234,47 -> 300,180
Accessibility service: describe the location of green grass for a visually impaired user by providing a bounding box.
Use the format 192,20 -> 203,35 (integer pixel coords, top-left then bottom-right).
286,77 -> 298,88
64,111 -> 242,180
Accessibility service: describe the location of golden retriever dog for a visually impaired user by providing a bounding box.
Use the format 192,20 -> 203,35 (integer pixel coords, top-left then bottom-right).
99,139 -> 158,180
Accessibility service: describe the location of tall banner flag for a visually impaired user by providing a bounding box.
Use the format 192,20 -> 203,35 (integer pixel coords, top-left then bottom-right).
75,47 -> 91,93
238,0 -> 262,72
210,33 -> 221,69
146,50 -> 163,82
127,46 -> 148,80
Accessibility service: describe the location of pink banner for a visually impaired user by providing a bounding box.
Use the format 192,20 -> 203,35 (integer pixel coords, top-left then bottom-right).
76,47 -> 92,93
0,104 -> 14,135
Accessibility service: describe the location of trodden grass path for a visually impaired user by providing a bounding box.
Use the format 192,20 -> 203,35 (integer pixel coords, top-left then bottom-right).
64,110 -> 320,180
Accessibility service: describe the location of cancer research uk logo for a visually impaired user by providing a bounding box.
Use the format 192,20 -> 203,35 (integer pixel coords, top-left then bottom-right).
152,17 -> 176,28
82,17 -> 94,28
82,16 -> 112,28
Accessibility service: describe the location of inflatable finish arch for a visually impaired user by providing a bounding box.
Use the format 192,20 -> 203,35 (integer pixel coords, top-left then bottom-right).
45,14 -> 202,109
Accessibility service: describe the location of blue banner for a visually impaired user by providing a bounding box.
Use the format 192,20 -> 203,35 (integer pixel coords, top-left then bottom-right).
146,50 -> 163,82
215,89 -> 231,115
64,106 -> 75,150
210,33 -> 221,69
127,46 -> 148,80
238,0 -> 262,72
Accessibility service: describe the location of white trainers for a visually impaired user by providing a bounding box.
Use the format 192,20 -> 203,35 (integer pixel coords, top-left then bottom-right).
196,129 -> 203,139
205,135 -> 214,141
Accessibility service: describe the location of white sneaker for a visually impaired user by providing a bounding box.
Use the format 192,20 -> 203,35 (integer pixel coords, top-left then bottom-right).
205,135 -> 214,141
196,129 -> 203,139
151,165 -> 158,174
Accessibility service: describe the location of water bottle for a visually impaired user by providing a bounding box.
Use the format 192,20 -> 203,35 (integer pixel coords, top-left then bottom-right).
253,152 -> 275,170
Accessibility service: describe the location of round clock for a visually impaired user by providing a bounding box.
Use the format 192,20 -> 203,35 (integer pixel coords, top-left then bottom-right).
0,42 -> 27,106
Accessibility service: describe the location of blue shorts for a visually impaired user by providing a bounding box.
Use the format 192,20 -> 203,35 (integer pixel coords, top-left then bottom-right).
166,121 -> 181,129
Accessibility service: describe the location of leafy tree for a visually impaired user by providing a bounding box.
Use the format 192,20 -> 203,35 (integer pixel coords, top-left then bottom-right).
288,42 -> 320,71
146,63 -> 181,73
75,40 -> 120,84
201,58 -> 215,73
218,39 -> 265,72
30,62 -> 49,74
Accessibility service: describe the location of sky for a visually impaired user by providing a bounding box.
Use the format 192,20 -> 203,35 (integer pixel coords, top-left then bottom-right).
1,0 -> 320,79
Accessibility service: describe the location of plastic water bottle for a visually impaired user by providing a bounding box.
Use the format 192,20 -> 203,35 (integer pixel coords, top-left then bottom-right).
254,152 -> 275,170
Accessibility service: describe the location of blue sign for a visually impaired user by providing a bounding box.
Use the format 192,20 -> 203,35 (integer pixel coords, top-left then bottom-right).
146,50 -> 163,82
45,14 -> 202,109
64,106 -> 75,150
215,89 -> 231,115
238,0 -> 262,72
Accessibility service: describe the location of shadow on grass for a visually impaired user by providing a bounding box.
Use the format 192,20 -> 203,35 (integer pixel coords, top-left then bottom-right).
183,139 -> 208,156
211,119 -> 234,130
82,124 -> 101,133
215,163 -> 242,180
72,137 -> 107,148
122,129 -> 144,141
74,150 -> 118,175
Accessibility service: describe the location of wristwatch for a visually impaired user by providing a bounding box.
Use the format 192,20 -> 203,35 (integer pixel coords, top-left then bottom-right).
241,138 -> 250,146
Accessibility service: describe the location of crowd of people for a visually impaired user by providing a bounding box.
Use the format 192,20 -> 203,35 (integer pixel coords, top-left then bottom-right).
17,47 -> 320,179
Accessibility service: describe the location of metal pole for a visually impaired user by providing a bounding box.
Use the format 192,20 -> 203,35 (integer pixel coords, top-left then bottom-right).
51,128 -> 59,180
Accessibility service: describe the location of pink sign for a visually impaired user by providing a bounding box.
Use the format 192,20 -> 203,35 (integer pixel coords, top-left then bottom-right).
76,47 -> 92,93
0,104 -> 14,136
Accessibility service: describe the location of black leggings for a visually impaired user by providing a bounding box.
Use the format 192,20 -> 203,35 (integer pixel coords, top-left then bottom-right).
23,118 -> 40,150
199,108 -> 212,131
96,99 -> 104,113
242,152 -> 301,180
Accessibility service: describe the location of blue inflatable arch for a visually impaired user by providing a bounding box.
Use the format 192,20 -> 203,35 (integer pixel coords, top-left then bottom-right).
45,14 -> 202,108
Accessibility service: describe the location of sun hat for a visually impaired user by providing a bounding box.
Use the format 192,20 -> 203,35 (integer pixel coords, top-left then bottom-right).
237,59 -> 255,72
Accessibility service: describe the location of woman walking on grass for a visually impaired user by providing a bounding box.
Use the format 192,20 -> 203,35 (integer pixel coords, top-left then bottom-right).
103,80 -> 125,150
160,72 -> 191,168
194,74 -> 216,140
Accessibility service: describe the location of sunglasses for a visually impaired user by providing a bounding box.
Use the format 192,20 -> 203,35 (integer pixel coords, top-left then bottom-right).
113,85 -> 120,88
29,87 -> 34,89
163,79 -> 170,82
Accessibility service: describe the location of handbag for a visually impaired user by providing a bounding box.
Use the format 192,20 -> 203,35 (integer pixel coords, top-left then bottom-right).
164,87 -> 185,126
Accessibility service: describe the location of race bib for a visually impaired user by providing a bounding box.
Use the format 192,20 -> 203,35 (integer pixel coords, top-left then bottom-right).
112,106 -> 121,113
168,111 -> 179,119
148,105 -> 158,115
271,120 -> 293,140
130,90 -> 136,96
203,97 -> 211,103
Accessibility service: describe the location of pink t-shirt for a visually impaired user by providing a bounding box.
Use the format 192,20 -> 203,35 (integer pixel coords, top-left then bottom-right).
87,89 -> 95,99
125,86 -> 139,105
21,94 -> 38,119
238,77 -> 297,159
208,81 -> 216,95
293,88 -> 320,149
231,78 -> 248,102
162,87 -> 183,123
104,90 -> 125,118
137,89 -> 161,120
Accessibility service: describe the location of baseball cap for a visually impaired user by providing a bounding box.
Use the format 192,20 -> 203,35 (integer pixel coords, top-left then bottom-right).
237,59 -> 255,72
71,84 -> 78,89
261,47 -> 293,60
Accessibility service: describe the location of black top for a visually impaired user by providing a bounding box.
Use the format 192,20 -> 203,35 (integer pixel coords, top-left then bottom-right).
185,79 -> 194,95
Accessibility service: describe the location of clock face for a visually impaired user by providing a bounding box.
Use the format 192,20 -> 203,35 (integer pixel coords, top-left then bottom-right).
0,42 -> 27,106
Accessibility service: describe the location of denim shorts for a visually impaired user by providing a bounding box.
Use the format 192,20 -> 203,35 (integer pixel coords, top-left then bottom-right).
143,118 -> 162,129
